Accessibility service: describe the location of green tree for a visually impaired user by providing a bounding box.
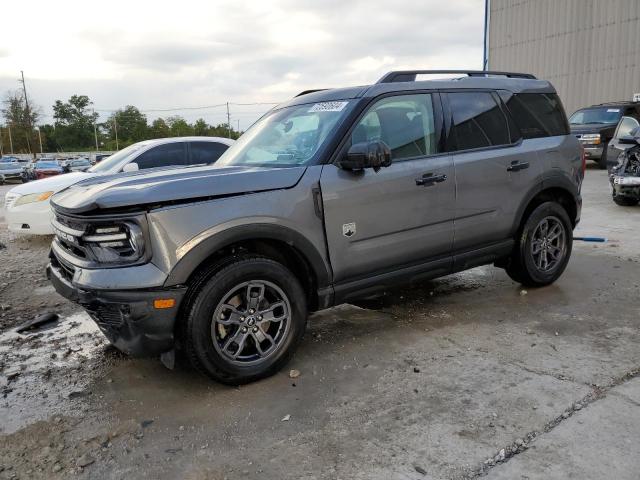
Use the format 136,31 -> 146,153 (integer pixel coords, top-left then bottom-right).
193,118 -> 208,136
1,90 -> 40,154
52,95 -> 99,150
106,106 -> 148,147
150,118 -> 170,138
166,116 -> 194,137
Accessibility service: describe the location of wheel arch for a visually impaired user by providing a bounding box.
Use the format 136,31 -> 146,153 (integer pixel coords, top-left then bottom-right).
512,178 -> 580,236
164,224 -> 332,312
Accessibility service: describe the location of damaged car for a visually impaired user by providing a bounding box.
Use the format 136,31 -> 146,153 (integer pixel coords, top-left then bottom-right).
47,70 -> 582,384
610,126 -> 640,206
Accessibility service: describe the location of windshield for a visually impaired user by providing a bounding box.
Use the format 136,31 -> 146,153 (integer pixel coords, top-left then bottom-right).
0,163 -> 20,170
88,143 -> 148,173
215,101 -> 353,168
570,107 -> 623,125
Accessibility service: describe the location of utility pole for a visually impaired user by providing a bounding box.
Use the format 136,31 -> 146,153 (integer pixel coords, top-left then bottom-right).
8,125 -> 14,154
37,128 -> 43,154
19,71 -> 35,158
113,116 -> 119,150
226,102 -> 231,138
92,109 -> 99,151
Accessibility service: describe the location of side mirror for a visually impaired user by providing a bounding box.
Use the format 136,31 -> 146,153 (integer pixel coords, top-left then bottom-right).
122,162 -> 139,172
338,141 -> 392,172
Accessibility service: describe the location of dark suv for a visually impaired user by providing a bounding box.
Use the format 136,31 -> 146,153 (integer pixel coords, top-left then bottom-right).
47,70 -> 583,384
569,101 -> 640,169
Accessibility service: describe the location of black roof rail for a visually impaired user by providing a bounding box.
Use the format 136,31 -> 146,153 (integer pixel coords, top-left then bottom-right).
295,89 -> 327,97
376,70 -> 537,84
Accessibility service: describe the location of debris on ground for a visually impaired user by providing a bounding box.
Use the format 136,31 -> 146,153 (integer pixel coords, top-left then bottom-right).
15,313 -> 59,334
281,414 -> 291,422
289,369 -> 301,379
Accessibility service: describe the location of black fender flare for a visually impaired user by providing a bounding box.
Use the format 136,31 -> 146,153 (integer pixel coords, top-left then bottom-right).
510,174 -> 581,235
164,223 -> 332,288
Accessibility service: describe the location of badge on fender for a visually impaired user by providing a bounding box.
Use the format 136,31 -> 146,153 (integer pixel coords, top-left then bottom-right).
342,223 -> 356,237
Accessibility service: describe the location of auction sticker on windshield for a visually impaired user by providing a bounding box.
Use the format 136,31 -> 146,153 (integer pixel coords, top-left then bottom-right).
308,101 -> 349,113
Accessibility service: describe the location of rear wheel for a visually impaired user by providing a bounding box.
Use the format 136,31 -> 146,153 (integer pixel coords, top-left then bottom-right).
505,202 -> 573,287
182,256 -> 307,385
612,195 -> 639,206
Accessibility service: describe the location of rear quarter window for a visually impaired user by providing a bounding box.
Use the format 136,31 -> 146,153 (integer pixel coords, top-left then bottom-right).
501,92 -> 569,139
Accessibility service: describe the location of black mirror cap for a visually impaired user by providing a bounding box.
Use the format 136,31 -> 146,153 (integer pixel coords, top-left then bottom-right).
339,141 -> 392,171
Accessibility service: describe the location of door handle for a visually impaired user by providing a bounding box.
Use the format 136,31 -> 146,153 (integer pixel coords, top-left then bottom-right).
415,173 -> 447,186
507,160 -> 530,172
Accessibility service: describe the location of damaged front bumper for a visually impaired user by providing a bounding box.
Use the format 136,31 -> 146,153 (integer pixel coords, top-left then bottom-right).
47,256 -> 186,357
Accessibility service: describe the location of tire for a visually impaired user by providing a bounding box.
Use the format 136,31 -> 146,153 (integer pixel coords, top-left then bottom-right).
598,142 -> 609,170
182,255 -> 307,385
505,202 -> 573,287
612,195 -> 639,206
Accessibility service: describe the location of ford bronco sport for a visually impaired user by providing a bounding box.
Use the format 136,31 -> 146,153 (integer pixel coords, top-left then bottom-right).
47,70 -> 583,384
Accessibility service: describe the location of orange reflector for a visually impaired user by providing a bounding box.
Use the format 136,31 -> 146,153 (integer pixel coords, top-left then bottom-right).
154,298 -> 176,309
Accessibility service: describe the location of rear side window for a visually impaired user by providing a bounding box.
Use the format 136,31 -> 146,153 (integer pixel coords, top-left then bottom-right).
503,93 -> 569,138
190,141 -> 230,165
448,92 -> 510,150
134,143 -> 188,170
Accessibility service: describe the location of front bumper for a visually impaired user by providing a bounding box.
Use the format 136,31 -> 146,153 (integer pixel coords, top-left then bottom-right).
47,257 -> 187,357
611,175 -> 640,197
6,201 -> 55,235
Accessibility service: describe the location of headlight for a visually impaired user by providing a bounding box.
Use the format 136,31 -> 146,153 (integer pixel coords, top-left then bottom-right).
580,133 -> 601,144
13,191 -> 54,207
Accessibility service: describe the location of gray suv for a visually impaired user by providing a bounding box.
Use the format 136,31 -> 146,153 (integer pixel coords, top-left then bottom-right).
47,70 -> 583,384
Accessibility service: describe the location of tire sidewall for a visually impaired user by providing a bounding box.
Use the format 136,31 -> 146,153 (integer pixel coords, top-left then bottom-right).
187,258 -> 306,383
519,202 -> 573,285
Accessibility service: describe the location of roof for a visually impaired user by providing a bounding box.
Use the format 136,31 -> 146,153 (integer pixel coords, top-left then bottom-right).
280,71 -> 556,109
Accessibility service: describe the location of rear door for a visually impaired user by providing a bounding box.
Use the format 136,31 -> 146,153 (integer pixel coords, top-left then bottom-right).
445,91 -> 538,252
320,92 -> 455,283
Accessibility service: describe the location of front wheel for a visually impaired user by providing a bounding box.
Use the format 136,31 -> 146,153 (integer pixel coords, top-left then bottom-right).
182,256 -> 307,385
505,202 -> 573,287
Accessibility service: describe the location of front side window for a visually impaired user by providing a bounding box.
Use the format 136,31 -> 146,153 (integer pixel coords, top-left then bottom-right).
190,141 -> 229,165
351,94 -> 438,160
133,143 -> 187,170
215,101 -> 353,168
448,92 -> 510,150
614,116 -> 640,139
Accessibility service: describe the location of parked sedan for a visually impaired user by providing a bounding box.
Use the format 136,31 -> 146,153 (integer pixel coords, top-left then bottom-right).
5,136 -> 234,234
64,158 -> 92,172
0,162 -> 24,184
34,161 -> 64,179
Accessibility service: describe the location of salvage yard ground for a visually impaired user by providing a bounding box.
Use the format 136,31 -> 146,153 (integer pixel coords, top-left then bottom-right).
0,167 -> 638,479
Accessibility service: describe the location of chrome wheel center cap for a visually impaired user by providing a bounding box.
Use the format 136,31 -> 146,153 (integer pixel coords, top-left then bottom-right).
247,317 -> 256,326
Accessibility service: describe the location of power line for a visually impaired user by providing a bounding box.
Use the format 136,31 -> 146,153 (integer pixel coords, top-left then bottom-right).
93,101 -> 282,114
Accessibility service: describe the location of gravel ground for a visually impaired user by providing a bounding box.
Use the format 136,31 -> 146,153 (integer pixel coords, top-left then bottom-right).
0,167 -> 638,480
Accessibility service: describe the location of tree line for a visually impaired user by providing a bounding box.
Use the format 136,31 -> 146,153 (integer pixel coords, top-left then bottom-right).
0,90 -> 242,155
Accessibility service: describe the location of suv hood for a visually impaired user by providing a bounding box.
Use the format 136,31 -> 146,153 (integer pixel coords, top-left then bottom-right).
51,165 -> 306,214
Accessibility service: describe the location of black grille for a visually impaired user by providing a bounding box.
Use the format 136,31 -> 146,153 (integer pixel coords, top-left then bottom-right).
85,304 -> 125,335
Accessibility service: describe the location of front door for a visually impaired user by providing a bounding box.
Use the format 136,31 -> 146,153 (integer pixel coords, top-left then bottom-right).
320,93 -> 455,284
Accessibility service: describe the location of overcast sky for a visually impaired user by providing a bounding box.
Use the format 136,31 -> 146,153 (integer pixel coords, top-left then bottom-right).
0,0 -> 485,129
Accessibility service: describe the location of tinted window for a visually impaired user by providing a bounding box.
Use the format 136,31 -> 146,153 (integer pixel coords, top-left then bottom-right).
507,93 -> 569,138
133,143 -> 187,170
448,92 -> 510,150
352,94 -> 438,160
189,141 -> 229,165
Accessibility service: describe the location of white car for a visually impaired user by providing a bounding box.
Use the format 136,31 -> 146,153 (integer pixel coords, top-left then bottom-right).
4,136 -> 234,234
